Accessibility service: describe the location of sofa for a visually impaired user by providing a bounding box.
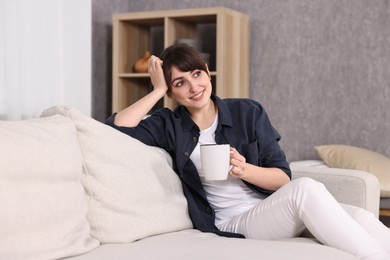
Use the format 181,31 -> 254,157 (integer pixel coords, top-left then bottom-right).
0,106 -> 381,260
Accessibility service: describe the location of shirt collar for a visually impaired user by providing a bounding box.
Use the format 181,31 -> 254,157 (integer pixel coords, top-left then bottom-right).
213,94 -> 233,128
175,93 -> 233,132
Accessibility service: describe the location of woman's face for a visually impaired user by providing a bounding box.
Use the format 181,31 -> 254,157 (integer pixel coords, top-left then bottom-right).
169,65 -> 212,111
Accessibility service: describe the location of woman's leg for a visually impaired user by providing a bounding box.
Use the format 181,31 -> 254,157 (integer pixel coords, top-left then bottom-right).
218,177 -> 390,260
341,203 -> 390,256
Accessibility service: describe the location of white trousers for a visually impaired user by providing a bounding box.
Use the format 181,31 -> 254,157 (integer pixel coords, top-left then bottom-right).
217,177 -> 390,260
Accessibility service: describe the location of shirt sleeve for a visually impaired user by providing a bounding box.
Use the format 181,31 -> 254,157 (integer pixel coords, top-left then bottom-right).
105,109 -> 174,150
243,101 -> 291,195
254,102 -> 291,177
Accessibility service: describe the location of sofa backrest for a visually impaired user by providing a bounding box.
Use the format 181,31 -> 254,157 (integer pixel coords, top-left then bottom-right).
41,106 -> 193,244
0,106 -> 193,259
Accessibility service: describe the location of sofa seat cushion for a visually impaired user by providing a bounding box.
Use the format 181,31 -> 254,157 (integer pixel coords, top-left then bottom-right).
41,106 -> 193,244
0,115 -> 99,260
67,229 -> 359,260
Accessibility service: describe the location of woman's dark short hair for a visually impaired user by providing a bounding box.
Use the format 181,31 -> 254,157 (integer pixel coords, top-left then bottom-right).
160,43 -> 208,96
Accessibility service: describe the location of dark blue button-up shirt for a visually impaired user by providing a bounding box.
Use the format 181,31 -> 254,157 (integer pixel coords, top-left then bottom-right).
106,94 -> 291,238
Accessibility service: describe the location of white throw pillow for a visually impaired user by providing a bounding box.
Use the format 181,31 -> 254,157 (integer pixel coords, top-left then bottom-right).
0,115 -> 99,260
41,106 -> 192,243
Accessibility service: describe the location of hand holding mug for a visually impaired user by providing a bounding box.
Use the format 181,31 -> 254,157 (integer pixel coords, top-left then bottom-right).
229,147 -> 247,179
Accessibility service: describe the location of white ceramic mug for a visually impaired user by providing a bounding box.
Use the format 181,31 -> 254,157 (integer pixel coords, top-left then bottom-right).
200,144 -> 232,181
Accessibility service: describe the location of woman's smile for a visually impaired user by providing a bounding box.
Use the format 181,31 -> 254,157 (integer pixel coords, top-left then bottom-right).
190,90 -> 205,101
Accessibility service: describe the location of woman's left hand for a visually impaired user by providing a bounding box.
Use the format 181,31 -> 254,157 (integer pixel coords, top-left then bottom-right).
229,147 -> 247,179
229,147 -> 290,191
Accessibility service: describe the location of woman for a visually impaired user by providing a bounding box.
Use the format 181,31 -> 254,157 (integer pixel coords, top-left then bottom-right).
106,43 -> 390,260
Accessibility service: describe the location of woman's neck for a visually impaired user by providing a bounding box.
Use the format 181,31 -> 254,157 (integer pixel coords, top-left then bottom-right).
189,100 -> 217,130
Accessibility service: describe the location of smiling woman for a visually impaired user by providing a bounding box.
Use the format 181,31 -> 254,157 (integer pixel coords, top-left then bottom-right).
105,43 -> 390,260
0,0 -> 91,120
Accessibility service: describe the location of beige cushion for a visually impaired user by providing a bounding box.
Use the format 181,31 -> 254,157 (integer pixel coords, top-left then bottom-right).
0,115 -> 99,260
41,106 -> 193,243
315,145 -> 390,197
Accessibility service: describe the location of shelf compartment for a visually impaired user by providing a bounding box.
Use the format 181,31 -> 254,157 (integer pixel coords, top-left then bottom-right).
114,18 -> 164,74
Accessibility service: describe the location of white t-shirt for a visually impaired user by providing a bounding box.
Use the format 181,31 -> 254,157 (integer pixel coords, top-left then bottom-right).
190,114 -> 265,226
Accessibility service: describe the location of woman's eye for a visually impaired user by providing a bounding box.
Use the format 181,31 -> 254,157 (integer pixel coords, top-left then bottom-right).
176,81 -> 183,87
193,71 -> 201,78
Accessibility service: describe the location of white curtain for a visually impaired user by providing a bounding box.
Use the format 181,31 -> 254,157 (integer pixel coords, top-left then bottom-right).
0,0 -> 91,120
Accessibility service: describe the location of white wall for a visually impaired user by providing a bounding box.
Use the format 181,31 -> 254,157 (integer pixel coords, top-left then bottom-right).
0,0 -> 91,120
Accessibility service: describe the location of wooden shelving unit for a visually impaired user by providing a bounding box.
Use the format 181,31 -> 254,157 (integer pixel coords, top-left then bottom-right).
112,7 -> 249,112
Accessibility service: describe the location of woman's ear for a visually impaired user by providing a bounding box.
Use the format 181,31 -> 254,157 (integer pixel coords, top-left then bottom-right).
205,63 -> 211,79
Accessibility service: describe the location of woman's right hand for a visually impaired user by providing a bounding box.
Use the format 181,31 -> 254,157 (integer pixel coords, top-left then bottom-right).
114,55 -> 168,127
148,55 -> 168,94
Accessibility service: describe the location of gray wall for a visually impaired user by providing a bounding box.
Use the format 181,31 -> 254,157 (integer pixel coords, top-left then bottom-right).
92,0 -> 390,162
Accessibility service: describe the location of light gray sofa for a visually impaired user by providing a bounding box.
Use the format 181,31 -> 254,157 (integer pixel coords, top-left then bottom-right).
0,106 -> 380,260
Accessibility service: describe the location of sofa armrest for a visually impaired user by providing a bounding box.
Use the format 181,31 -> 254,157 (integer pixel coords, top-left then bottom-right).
290,165 -> 380,217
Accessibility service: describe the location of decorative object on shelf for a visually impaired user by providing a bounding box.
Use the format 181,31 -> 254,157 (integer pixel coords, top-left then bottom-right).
134,51 -> 151,73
